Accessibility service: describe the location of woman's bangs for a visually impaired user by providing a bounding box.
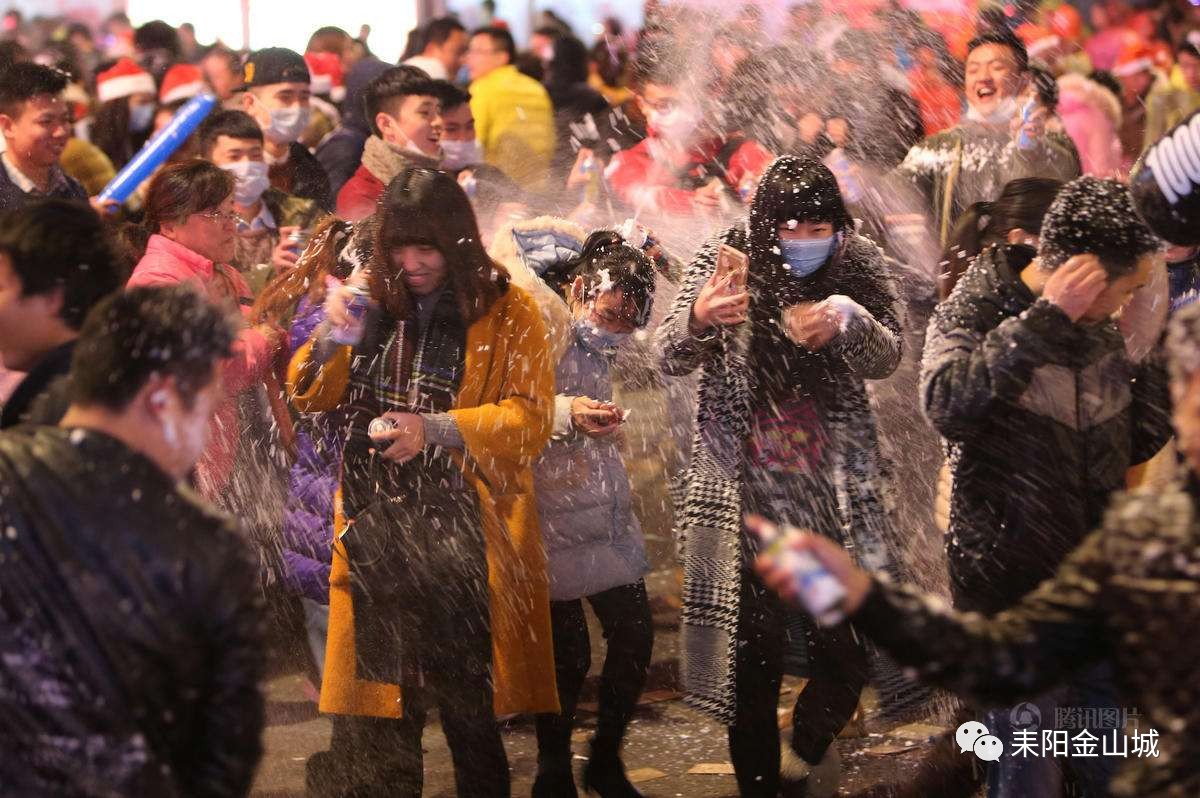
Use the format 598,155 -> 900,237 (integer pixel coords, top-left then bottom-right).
380,210 -> 444,254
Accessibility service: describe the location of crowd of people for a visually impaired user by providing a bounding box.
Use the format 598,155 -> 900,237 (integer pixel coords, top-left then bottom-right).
2,1 -> 1200,797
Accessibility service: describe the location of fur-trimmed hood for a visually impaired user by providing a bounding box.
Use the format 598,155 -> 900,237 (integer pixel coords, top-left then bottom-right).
1058,72 -> 1123,127
487,215 -> 586,366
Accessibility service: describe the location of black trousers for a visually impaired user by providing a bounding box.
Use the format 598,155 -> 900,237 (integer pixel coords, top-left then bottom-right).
316,485 -> 509,797
535,580 -> 654,764
727,569 -> 869,798
315,660 -> 510,798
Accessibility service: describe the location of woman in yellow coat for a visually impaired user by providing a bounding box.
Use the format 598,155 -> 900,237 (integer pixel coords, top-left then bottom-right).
287,167 -> 558,796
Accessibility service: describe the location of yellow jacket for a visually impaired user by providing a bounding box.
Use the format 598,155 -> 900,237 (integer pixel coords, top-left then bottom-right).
59,137 -> 115,196
287,283 -> 560,718
470,65 -> 555,191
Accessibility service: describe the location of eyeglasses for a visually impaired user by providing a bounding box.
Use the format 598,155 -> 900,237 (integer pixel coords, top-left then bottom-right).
197,209 -> 245,225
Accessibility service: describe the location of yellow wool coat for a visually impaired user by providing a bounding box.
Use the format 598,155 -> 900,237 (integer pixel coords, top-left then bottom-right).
287,283 -> 560,718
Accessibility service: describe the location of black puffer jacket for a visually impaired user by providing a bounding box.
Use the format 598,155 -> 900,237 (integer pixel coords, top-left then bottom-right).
920,244 -> 1172,614
0,427 -> 266,797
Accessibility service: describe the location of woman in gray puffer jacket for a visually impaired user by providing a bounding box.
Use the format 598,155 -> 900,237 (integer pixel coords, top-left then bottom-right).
532,230 -> 659,798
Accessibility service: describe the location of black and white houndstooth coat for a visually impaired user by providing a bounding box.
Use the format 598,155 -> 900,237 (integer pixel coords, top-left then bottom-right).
656,221 -> 905,723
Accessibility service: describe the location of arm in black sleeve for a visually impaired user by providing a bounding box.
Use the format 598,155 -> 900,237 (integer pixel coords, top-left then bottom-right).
920,296 -> 1079,442
827,241 -> 904,379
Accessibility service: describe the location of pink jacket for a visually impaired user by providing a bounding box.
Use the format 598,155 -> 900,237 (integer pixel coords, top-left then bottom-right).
1056,73 -> 1125,180
128,234 -> 274,495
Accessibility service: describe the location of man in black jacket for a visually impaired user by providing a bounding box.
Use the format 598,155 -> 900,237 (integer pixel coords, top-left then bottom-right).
239,47 -> 334,212
0,285 -> 266,796
916,175 -> 1171,797
921,176 -> 1172,615
0,199 -> 122,429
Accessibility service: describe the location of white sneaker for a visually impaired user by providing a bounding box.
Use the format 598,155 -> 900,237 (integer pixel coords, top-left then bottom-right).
780,737 -> 841,798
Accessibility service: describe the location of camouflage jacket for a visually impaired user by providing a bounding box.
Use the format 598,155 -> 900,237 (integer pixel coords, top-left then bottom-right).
854,477 -> 1200,797
892,119 -> 1081,245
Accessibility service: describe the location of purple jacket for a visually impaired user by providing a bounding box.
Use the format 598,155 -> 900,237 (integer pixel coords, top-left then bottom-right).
281,297 -> 344,603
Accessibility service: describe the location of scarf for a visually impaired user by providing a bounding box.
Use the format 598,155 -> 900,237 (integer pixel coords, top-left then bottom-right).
341,288 -> 467,517
361,135 -> 443,188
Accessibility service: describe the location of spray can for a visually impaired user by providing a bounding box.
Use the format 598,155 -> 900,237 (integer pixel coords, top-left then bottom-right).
287,228 -> 311,256
756,521 -> 847,626
738,175 -> 757,203
1017,100 -> 1036,150
368,416 -> 398,439
326,274 -> 372,346
824,148 -> 863,204
457,169 -> 477,199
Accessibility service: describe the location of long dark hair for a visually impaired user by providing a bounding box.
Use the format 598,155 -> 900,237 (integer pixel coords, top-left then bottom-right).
746,155 -> 852,323
939,177 -> 1063,299
371,168 -> 509,324
545,35 -> 590,90
92,96 -> 150,170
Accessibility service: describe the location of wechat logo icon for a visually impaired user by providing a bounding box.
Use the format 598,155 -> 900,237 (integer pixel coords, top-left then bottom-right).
957,720 -> 1005,762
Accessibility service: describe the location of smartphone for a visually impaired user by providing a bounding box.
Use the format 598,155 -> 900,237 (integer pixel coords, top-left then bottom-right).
716,243 -> 750,294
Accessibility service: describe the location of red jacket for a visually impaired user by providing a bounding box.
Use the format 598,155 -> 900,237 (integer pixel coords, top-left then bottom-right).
127,234 -> 274,496
336,164 -> 384,223
604,136 -> 772,216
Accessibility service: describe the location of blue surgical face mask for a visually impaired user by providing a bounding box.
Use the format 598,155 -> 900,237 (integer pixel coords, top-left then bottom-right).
575,317 -> 630,357
129,102 -> 155,133
779,235 -> 836,278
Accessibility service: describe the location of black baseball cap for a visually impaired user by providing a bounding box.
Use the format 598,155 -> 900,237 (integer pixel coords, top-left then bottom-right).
239,47 -> 311,90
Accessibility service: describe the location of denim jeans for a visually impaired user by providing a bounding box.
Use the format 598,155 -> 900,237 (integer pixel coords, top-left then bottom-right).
985,663 -> 1119,798
300,597 -> 330,678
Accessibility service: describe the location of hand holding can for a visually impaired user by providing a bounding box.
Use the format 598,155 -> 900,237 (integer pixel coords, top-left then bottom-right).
746,515 -> 850,626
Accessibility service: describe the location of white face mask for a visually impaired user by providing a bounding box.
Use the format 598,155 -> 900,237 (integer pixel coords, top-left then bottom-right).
441,138 -> 483,170
264,105 -> 311,144
966,95 -> 1019,126
129,102 -> 155,133
220,160 -> 270,206
648,105 -> 700,144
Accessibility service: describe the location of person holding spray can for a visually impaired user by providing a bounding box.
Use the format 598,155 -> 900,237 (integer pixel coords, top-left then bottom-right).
197,110 -> 324,296
286,167 -> 557,796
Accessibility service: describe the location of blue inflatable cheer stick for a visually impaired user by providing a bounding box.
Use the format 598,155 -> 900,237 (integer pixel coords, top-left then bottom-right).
98,93 -> 218,204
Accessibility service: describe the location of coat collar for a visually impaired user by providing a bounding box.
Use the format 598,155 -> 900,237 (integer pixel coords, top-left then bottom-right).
145,233 -> 216,281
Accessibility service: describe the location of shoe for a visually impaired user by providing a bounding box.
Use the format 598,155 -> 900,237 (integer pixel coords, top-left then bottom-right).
582,741 -> 642,798
532,762 -> 579,798
780,738 -> 841,798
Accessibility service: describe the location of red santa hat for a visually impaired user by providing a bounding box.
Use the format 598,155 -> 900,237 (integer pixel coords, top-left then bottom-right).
1113,42 -> 1155,78
96,57 -> 156,104
160,63 -> 206,105
304,51 -> 345,103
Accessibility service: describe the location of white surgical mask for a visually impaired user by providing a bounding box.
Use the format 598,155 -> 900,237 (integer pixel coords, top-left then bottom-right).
648,105 -> 700,144
966,96 -> 1019,126
220,160 -> 270,206
780,235 -> 836,277
265,105 -> 311,144
575,317 -> 630,358
129,102 -> 155,133
441,138 -> 483,170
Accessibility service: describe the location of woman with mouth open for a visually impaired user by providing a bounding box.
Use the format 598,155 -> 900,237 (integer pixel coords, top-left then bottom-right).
288,167 -> 559,796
